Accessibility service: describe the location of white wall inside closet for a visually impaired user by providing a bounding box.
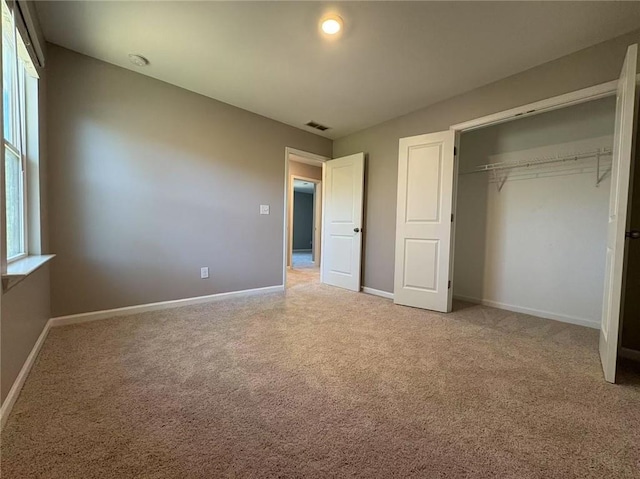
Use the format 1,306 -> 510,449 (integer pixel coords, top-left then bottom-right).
454,97 -> 616,327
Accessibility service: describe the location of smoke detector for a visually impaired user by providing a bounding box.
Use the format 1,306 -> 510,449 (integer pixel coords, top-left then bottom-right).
128,54 -> 149,67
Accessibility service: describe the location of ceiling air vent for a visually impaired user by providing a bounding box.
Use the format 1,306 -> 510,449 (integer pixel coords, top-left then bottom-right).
305,121 -> 330,131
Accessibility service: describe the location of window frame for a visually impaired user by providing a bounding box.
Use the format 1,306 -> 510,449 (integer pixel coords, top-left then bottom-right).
3,0 -> 30,263
4,141 -> 27,263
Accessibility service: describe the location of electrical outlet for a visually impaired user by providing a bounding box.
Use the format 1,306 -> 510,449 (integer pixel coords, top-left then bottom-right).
260,204 -> 270,215
200,267 -> 209,279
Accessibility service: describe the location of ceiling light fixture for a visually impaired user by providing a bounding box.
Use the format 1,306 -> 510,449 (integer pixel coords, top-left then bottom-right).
128,53 -> 149,67
321,15 -> 343,36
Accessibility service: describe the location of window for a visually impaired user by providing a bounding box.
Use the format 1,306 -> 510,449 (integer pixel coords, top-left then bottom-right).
2,0 -> 37,262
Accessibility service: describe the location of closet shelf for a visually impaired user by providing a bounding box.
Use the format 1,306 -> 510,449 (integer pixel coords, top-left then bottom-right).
469,147 -> 613,191
473,147 -> 612,173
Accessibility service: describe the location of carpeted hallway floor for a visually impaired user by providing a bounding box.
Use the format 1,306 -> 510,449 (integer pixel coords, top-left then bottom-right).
292,251 -> 314,269
2,268 -> 639,478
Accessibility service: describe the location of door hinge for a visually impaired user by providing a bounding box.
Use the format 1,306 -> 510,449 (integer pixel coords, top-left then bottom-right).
451,214 -> 454,222
454,146 -> 457,156
448,280 -> 451,289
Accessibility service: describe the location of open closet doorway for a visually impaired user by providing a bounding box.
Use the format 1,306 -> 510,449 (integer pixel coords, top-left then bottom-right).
452,45 -> 638,384
394,43 -> 639,383
453,96 -> 618,330
284,148 -> 328,288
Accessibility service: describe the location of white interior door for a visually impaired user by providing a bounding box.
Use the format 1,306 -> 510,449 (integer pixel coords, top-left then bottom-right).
321,153 -> 365,291
600,43 -> 638,383
394,130 -> 457,312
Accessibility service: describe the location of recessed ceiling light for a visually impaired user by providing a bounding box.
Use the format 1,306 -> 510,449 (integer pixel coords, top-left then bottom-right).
128,54 -> 149,67
321,15 -> 343,36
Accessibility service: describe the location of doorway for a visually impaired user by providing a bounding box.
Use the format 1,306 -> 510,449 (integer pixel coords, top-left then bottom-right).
283,147 -> 367,291
453,96 -> 616,329
291,177 -> 321,269
284,148 -> 328,287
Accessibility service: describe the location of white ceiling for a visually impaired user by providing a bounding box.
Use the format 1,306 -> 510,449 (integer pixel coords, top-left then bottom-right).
36,1 -> 640,139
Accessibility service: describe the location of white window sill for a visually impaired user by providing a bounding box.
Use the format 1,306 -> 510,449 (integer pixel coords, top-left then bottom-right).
2,254 -> 55,291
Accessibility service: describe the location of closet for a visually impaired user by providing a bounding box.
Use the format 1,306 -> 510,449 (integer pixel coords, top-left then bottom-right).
453,97 -> 615,329
393,43 -> 638,382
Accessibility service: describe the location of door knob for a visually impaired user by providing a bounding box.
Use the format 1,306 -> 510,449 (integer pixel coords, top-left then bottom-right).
626,230 -> 640,239
354,228 -> 360,233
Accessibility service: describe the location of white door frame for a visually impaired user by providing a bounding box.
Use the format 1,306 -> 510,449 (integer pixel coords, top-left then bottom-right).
289,174 -> 322,267
283,147 -> 329,287
450,75 -> 640,134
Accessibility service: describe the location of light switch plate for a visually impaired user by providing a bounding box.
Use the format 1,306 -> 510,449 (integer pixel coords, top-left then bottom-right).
200,267 -> 209,279
260,204 -> 270,215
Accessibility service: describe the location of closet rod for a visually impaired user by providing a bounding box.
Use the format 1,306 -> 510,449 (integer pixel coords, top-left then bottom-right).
474,147 -> 612,173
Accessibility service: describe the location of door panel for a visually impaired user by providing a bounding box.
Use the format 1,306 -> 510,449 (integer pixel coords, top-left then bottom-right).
394,131 -> 456,312
322,153 -> 365,291
406,144 -> 443,222
404,239 -> 439,291
600,43 -> 638,383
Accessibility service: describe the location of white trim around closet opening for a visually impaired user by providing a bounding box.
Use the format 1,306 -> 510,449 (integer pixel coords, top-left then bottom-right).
451,74 -> 640,134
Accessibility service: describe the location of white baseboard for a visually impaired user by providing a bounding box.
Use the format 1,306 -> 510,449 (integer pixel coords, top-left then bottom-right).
620,347 -> 640,362
1,318 -> 52,430
362,287 -> 394,300
51,285 -> 285,327
453,294 -> 600,330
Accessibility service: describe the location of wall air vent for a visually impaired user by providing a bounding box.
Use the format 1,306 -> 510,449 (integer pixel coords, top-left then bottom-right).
305,121 -> 330,131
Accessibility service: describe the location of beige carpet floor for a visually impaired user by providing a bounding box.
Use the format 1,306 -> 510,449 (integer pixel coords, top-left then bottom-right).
2,268 -> 639,478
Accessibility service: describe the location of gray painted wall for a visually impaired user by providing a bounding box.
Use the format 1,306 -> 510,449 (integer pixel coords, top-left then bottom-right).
333,29 -> 640,294
289,161 -> 322,180
293,191 -> 314,250
47,45 -> 331,317
1,266 -> 51,403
